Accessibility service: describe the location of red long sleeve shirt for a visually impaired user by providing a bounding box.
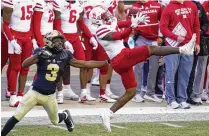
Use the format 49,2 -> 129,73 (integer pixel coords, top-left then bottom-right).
133,1 -> 163,40
160,1 -> 200,46
202,1 -> 209,35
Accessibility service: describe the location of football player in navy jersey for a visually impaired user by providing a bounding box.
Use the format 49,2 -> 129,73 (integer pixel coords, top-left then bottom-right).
1,30 -> 109,136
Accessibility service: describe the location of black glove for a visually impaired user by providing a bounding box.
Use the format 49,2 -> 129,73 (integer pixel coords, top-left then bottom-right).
37,48 -> 52,58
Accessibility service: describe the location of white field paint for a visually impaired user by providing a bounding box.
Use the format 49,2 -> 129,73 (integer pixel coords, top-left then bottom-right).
111,124 -> 128,129
49,125 -> 68,130
160,123 -> 183,128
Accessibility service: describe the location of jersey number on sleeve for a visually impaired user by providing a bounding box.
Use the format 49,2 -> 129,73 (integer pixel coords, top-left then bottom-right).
48,9 -> 55,23
20,5 -> 33,20
69,10 -> 77,23
45,64 -> 59,81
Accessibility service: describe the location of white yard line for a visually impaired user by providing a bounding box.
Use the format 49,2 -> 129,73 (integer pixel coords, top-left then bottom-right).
49,125 -> 68,130
160,123 -> 183,128
111,124 -> 128,129
2,106 -> 209,117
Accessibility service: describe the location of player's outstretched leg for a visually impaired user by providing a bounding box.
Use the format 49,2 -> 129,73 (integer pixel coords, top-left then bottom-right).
1,116 -> 19,136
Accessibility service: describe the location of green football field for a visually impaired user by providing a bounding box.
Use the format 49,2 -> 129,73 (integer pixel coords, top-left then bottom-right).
4,121 -> 209,136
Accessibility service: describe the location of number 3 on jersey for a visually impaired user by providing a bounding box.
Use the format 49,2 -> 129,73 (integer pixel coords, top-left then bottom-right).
69,10 -> 77,23
45,64 -> 59,81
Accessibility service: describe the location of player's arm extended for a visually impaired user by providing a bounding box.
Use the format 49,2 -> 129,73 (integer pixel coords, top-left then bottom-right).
102,28 -> 132,41
22,54 -> 39,68
69,59 -> 108,68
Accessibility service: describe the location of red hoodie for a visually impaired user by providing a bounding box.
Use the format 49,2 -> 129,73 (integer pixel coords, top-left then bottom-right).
202,1 -> 209,35
160,1 -> 200,46
133,1 -> 163,40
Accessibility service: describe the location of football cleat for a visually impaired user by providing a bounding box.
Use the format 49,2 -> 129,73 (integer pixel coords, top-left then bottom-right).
5,90 -> 11,99
100,109 -> 113,133
9,95 -> 19,107
99,95 -> 116,103
105,86 -> 119,100
63,110 -> 74,132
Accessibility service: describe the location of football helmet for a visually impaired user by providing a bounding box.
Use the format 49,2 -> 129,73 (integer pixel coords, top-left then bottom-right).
44,30 -> 64,53
89,6 -> 115,26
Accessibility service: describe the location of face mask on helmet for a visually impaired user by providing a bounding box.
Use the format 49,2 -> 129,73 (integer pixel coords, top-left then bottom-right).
66,0 -> 76,4
89,6 -> 114,26
44,30 -> 65,53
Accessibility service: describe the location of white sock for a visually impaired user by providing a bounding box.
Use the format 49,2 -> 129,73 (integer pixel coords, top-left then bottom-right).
106,84 -> 110,90
81,89 -> 87,94
57,90 -> 63,95
87,83 -> 91,91
63,84 -> 76,95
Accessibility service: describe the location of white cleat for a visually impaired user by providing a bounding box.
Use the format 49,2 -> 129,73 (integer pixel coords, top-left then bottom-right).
9,95 -> 19,107
17,96 -> 23,102
26,80 -> 33,87
179,34 -> 196,55
80,93 -> 96,103
5,90 -> 11,99
56,90 -> 64,104
105,86 -> 119,100
100,109 -> 113,133
63,85 -> 79,101
99,95 -> 116,103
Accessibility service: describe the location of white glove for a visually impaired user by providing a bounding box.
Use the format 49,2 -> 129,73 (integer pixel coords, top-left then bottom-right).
131,12 -> 150,28
64,41 -> 74,54
10,40 -> 22,54
136,12 -> 150,25
90,37 -> 98,50
32,39 -> 39,50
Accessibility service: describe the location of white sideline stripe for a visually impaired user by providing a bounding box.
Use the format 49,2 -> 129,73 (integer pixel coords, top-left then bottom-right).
49,125 -> 68,130
111,124 -> 127,129
1,106 -> 209,118
160,123 -> 183,128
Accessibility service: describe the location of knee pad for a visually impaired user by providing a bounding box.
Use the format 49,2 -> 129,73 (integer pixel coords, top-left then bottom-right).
99,65 -> 108,75
20,67 -> 29,76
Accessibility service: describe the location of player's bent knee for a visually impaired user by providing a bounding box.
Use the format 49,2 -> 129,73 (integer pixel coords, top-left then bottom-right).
51,120 -> 59,125
14,113 -> 24,121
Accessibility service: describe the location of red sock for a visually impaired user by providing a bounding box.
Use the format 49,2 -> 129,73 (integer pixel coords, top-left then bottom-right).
100,89 -> 105,96
17,91 -> 24,96
107,80 -> 111,84
87,81 -> 91,83
63,82 -> 70,85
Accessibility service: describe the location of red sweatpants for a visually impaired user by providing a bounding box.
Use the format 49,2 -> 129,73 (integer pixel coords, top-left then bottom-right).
8,38 -> 32,94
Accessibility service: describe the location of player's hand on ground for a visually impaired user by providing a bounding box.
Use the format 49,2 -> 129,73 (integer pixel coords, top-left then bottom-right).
11,39 -> 22,54
90,37 -> 98,50
32,39 -> 39,50
64,41 -> 74,54
37,48 -> 52,58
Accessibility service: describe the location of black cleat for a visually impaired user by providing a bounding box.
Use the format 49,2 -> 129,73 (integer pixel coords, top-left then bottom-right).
63,110 -> 74,132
